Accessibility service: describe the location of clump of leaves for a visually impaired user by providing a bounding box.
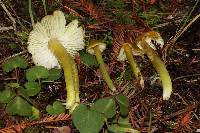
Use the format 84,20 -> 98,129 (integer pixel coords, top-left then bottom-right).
139,8 -> 161,27
72,94 -> 140,133
46,101 -> 65,115
1,56 -> 62,119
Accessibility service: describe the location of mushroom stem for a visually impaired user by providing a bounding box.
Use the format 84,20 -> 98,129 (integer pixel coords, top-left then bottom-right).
123,43 -> 144,88
141,41 -> 172,100
71,58 -> 80,104
48,39 -> 76,112
93,46 -> 116,92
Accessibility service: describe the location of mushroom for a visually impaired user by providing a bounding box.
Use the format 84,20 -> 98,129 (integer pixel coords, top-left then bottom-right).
87,40 -> 116,92
117,43 -> 144,88
136,31 -> 172,100
28,10 -> 85,112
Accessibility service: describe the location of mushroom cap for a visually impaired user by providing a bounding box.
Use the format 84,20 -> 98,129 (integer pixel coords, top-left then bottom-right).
117,46 -> 126,61
28,10 -> 85,69
137,31 -> 164,51
117,43 -> 143,61
87,40 -> 106,55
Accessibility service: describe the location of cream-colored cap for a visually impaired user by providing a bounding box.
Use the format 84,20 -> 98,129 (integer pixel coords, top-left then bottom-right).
87,40 -> 106,55
28,10 -> 85,69
137,31 -> 164,51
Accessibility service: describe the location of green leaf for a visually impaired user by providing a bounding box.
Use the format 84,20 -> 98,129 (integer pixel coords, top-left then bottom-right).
24,82 -> 41,96
2,56 -> 28,72
29,106 -> 40,120
108,124 -> 140,133
115,94 -> 129,116
44,68 -> 62,81
0,89 -> 15,103
46,101 -> 65,115
79,50 -> 99,67
6,96 -> 32,116
26,66 -> 49,81
124,68 -> 133,80
93,97 -> 116,118
118,116 -> 132,128
72,104 -> 105,133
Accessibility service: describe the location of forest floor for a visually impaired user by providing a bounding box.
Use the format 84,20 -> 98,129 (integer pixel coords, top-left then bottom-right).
0,0 -> 200,132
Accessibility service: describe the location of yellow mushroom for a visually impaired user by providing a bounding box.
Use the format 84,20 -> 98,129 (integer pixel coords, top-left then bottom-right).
87,40 -> 116,92
136,31 -> 172,100
117,43 -> 144,88
28,10 -> 85,112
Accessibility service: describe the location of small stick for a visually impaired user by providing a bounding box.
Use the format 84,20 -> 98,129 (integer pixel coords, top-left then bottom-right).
0,0 -> 16,32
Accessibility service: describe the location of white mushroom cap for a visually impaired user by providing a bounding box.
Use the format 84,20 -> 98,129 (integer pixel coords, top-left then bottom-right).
117,47 -> 126,61
137,31 -> 164,51
28,10 -> 85,69
87,41 -> 106,55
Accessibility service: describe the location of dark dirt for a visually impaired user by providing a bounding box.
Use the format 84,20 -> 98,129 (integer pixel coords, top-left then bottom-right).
0,0 -> 199,132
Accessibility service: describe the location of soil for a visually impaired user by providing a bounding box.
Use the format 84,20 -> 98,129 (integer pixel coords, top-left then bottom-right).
0,0 -> 199,132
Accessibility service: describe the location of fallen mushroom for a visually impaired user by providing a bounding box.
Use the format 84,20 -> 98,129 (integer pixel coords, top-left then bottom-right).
117,43 -> 144,88
136,31 -> 172,100
87,40 -> 116,92
28,10 -> 85,112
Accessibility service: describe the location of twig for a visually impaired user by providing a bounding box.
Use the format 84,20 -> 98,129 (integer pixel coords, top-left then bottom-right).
29,0 -> 35,27
151,104 -> 197,124
173,74 -> 200,81
0,26 -> 13,31
164,0 -> 200,52
63,5 -> 84,20
0,0 -> 16,32
0,50 -> 28,65
42,0 -> 47,15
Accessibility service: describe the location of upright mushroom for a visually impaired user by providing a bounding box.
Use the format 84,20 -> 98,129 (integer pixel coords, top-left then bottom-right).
28,10 -> 85,112
87,40 -> 116,92
136,31 -> 172,100
117,43 -> 144,88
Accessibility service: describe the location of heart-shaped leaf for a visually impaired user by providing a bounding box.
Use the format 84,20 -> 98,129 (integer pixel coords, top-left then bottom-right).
115,94 -> 129,116
24,82 -> 41,96
80,51 -> 99,67
93,97 -> 116,118
6,96 -> 32,116
0,89 -> 15,103
72,104 -> 105,133
2,56 -> 28,72
44,68 -> 62,81
26,66 -> 49,81
46,101 -> 65,115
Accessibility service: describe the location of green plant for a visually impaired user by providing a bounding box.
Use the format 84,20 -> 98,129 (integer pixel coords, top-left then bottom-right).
46,101 -> 65,115
72,94 -> 140,133
139,8 -> 161,27
1,56 -> 62,118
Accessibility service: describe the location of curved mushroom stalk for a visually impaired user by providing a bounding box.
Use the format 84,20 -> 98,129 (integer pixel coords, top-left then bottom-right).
139,40 -> 172,100
87,41 -> 116,92
118,43 -> 144,88
48,39 -> 78,112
